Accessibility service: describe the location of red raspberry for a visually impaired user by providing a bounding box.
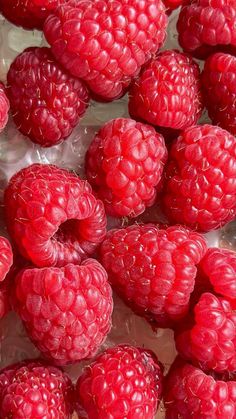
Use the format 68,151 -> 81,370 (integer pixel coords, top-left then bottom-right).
177,0 -> 236,59
162,124 -> 236,232
164,357 -> 236,418
202,52 -> 236,136
129,50 -> 202,130
12,260 -> 113,365
4,164 -> 107,268
99,224 -> 207,328
0,83 -> 9,132
44,0 -> 168,101
86,118 -> 167,218
7,47 -> 89,147
164,0 -> 188,11
0,236 -> 13,283
76,345 -> 163,419
0,360 -> 74,418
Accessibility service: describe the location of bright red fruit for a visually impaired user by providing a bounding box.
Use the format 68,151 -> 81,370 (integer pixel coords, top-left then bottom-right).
164,0 -> 188,11
0,83 -> 9,132
0,236 -> 13,283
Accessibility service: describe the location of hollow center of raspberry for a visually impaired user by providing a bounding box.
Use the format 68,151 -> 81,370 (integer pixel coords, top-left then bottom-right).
53,219 -> 79,243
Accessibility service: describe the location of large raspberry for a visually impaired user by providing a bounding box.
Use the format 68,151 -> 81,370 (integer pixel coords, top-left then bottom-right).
99,224 -> 207,328
7,47 -> 89,147
4,164 -> 107,268
86,118 -> 167,218
0,236 -> 13,283
162,124 -> 236,232
76,345 -> 163,419
177,0 -> 236,59
0,83 -> 9,132
129,50 -> 202,130
0,360 -> 74,418
164,357 -> 236,418
12,259 -> 113,365
44,0 -> 168,101
202,52 -> 236,136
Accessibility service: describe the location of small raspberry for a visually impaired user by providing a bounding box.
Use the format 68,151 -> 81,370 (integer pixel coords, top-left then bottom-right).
0,360 -> 74,418
0,236 -> 13,283
162,124 -> 236,232
44,0 -> 168,101
76,345 -> 163,419
129,50 -> 202,130
86,118 -> 167,218
177,0 -> 236,59
12,260 -> 113,365
7,47 -> 89,147
4,164 -> 107,267
99,224 -> 207,328
0,83 -> 9,132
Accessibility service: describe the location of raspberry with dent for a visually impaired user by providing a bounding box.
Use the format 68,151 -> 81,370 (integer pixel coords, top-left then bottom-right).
86,118 -> 167,218
129,50 -> 202,131
162,124 -> 236,232
7,47 -> 89,147
99,224 -> 207,328
0,360 -> 74,418
43,0 -> 168,101
0,236 -> 13,283
0,83 -> 9,132
4,163 -> 107,267
12,259 -> 113,365
76,344 -> 163,419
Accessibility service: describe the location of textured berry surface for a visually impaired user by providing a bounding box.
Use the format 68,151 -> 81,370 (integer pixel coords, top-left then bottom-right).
202,52 -> 236,136
164,358 -> 236,418
0,360 -> 73,418
13,260 -> 113,365
163,124 -> 236,232
76,344 -> 163,419
129,50 -> 202,130
86,118 -> 167,218
7,47 -> 89,147
4,163 -> 107,267
99,224 -> 207,328
44,0 -> 168,101
0,83 -> 9,132
177,0 -> 236,59
0,236 -> 13,283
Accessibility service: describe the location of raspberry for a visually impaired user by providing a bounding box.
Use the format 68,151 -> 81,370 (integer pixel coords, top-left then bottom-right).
129,50 -> 202,130
0,83 -> 9,132
164,0 -> 188,11
76,345 -> 163,419
0,236 -> 13,283
162,124 -> 236,232
0,360 -> 74,418
202,52 -> 236,136
12,259 -> 113,365
44,0 -> 168,101
4,164 -> 107,268
177,0 -> 236,59
164,357 -> 236,418
7,47 -> 89,147
99,224 -> 207,328
86,118 -> 167,218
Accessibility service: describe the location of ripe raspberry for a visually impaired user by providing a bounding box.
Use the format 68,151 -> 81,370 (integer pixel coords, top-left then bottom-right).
12,259 -> 113,365
0,83 -> 9,132
0,236 -> 13,283
86,118 -> 167,218
0,360 -> 74,418
99,224 -> 207,328
202,52 -> 236,136
4,164 -> 107,268
177,0 -> 236,59
129,50 -> 202,130
164,357 -> 236,418
7,47 -> 89,147
44,0 -> 168,101
76,345 -> 163,419
162,124 -> 236,232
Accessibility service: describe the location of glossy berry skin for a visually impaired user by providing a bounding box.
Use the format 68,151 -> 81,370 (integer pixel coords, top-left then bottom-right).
44,0 -> 168,101
163,124 -> 236,232
7,47 -> 89,147
4,164 -> 107,268
0,360 -> 73,418
76,345 -> 163,419
177,0 -> 236,59
0,236 -> 13,283
164,358 -> 236,419
12,260 -> 113,365
129,50 -> 202,130
202,53 -> 236,136
164,0 -> 188,11
86,118 -> 167,218
99,224 -> 207,328
0,83 -> 9,132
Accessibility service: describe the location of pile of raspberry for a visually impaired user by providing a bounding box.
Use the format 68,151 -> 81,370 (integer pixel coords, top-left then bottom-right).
0,0 -> 236,417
